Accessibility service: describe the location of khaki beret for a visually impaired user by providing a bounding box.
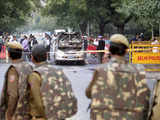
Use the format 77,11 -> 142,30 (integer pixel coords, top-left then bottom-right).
7,41 -> 23,50
110,34 -> 129,47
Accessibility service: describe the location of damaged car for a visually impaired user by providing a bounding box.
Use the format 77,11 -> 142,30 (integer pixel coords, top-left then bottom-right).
53,32 -> 85,65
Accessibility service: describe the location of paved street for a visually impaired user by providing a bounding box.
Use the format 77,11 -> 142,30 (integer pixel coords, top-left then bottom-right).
0,63 -> 160,120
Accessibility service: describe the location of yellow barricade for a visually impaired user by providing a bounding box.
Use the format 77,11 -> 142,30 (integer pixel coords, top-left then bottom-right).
129,41 -> 160,64
132,52 -> 160,64
129,41 -> 160,71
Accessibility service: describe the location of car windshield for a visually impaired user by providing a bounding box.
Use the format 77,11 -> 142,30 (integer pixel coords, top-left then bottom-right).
58,33 -> 83,49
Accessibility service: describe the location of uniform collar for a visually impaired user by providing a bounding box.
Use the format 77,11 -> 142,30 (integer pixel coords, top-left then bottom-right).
35,61 -> 48,68
110,56 -> 127,64
11,59 -> 23,64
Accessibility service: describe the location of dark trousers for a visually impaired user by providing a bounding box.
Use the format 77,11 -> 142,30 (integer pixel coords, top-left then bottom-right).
97,52 -> 104,64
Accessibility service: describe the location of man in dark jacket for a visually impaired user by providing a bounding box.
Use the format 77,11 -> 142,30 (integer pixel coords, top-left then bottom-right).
97,36 -> 105,64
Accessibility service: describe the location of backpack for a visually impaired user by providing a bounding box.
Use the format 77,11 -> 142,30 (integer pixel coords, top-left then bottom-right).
34,65 -> 77,119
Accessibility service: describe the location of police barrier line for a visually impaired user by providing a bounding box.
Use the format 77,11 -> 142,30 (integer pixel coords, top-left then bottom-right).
1,47 -> 160,71
1,54 -> 160,72
46,48 -> 160,54
1,47 -> 160,56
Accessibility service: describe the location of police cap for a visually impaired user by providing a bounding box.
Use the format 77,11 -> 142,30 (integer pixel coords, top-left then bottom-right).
110,34 -> 129,47
7,41 -> 23,50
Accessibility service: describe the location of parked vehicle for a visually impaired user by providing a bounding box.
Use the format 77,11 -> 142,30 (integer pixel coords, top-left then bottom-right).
53,32 -> 85,64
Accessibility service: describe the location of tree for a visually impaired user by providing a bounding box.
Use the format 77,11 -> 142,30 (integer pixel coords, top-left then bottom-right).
42,0 -> 89,34
0,0 -> 40,32
43,0 -> 160,35
126,0 -> 160,36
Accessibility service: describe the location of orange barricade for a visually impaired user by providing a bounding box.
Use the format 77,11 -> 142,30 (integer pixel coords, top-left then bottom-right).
0,45 -> 6,59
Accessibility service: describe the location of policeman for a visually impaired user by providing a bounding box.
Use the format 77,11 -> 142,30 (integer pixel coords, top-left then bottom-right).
86,34 -> 150,120
28,44 -> 77,120
96,36 -> 105,64
148,79 -> 160,120
0,41 -> 33,120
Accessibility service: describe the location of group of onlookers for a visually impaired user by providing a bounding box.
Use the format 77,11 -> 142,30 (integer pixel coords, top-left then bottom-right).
82,35 -> 111,64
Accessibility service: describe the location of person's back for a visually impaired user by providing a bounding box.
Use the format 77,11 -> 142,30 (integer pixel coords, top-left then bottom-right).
83,38 -> 88,50
86,34 -> 150,120
22,37 -> 29,52
88,58 -> 149,120
97,39 -> 105,50
28,44 -> 77,119
0,42 -> 33,120
96,36 -> 105,63
148,79 -> 160,120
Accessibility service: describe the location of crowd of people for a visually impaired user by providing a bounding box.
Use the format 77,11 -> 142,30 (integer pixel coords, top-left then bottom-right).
0,32 -> 160,65
0,34 -> 160,120
0,32 -> 111,63
0,33 -> 54,61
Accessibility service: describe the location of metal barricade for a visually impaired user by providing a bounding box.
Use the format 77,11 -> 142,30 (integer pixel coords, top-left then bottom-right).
129,41 -> 160,71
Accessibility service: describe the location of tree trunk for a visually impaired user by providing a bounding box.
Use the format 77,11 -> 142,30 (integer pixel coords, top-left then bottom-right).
151,24 -> 154,38
99,23 -> 105,36
117,24 -> 125,34
152,27 -> 154,39
159,22 -> 160,36
79,22 -> 87,35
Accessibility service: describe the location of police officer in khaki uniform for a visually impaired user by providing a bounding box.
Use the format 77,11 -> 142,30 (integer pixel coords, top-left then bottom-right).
28,45 -> 46,120
86,34 -> 150,120
148,80 -> 160,120
0,41 -> 33,120
28,44 -> 77,120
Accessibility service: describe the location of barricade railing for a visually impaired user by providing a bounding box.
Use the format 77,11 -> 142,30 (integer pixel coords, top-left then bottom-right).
1,43 -> 160,72
129,41 -> 160,72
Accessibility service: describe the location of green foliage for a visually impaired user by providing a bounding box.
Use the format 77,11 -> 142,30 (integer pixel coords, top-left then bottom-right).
42,0 -> 88,31
0,0 -> 40,32
43,0 -> 134,34
126,0 -> 160,26
2,0 -> 159,35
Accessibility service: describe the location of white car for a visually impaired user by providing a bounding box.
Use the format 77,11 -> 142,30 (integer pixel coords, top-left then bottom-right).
53,32 -> 85,64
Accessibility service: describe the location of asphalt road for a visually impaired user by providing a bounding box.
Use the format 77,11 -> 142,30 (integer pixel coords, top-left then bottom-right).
0,63 -> 159,120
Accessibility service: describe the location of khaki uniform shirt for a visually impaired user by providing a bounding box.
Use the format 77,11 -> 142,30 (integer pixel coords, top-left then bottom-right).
151,80 -> 160,120
86,57 -> 150,120
86,70 -> 98,99
6,67 -> 18,119
28,72 -> 45,118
